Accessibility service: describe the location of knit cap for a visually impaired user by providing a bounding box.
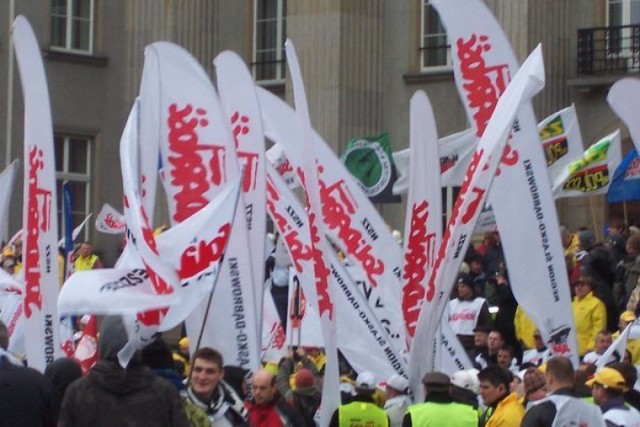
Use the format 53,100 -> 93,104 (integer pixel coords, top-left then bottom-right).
523,367 -> 546,394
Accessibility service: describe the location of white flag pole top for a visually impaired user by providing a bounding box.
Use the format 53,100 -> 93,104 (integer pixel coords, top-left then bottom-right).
402,91 -> 443,346
608,78 -> 640,153
409,45 -> 546,401
13,15 -> 63,371
214,50 -> 267,343
266,163 -> 408,379
431,0 -> 579,365
285,39 -> 341,427
58,213 -> 92,248
257,88 -> 408,354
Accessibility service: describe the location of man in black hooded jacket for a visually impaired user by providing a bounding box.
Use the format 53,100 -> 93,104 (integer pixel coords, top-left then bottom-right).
58,315 -> 189,427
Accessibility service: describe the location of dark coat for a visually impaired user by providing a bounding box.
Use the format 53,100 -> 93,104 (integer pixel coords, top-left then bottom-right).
0,357 -> 55,427
58,360 -> 189,427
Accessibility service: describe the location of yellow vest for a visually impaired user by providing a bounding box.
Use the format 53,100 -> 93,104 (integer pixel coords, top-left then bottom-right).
338,401 -> 388,427
74,254 -> 99,271
514,305 -> 537,350
407,401 -> 478,427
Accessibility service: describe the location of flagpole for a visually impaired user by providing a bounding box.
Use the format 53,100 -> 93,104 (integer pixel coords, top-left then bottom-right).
623,200 -> 629,226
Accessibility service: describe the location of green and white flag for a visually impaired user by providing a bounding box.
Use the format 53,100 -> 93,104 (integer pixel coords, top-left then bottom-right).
341,133 -> 400,203
552,130 -> 622,199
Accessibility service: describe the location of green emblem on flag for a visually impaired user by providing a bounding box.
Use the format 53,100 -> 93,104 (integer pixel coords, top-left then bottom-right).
341,133 -> 394,198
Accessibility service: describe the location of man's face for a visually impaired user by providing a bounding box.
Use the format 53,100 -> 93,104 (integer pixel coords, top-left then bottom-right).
457,283 -> 473,299
252,372 -> 275,405
488,332 -> 503,352
479,380 -> 505,406
497,350 -> 512,368
470,260 -> 483,274
591,383 -> 606,405
474,331 -> 488,347
595,334 -> 612,354
79,243 -> 92,257
574,282 -> 590,299
191,358 -> 223,399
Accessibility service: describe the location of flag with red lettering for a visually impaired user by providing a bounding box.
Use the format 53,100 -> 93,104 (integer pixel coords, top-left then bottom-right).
95,204 -> 126,234
267,144 -> 300,189
145,42 -> 260,370
285,40 -> 341,426
401,91 -> 442,345
13,15 -> 62,371
261,286 -> 288,364
266,163 -> 408,380
0,160 -> 19,241
552,130 -> 622,199
408,45 -> 547,400
214,50 -> 267,342
0,288 -> 24,354
431,0 -> 579,365
538,105 -> 585,180
73,315 -> 97,375
257,88 -> 407,355
393,129 -> 477,194
608,78 -> 640,153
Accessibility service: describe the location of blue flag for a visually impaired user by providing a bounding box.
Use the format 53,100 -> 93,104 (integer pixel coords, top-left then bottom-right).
62,181 -> 74,277
608,149 -> 640,203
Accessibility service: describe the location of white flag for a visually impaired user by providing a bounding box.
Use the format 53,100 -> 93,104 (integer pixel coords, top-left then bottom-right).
409,44 -> 547,400
538,105 -> 585,180
431,0 -> 579,365
13,15 -> 62,371
0,160 -> 19,241
95,204 -> 126,234
608,78 -> 640,153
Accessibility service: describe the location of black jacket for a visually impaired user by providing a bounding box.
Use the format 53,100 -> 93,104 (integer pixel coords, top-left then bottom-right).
0,357 -> 55,427
58,360 -> 189,427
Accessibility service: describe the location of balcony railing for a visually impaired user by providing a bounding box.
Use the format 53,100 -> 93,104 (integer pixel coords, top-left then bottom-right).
578,24 -> 640,75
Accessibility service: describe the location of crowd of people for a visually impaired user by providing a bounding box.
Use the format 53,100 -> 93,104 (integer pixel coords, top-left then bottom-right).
4,220 -> 640,426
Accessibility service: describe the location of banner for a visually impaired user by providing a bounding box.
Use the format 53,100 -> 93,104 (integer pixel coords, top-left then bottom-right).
401,91 -> 442,344
257,88 -> 407,354
73,315 -> 98,375
608,78 -> 640,153
552,130 -> 622,199
144,42 -> 260,370
0,160 -> 19,241
341,133 -> 401,203
608,150 -> 640,203
393,130 -> 477,194
13,15 -> 62,371
538,105 -> 585,180
95,204 -> 126,234
266,164 -> 407,381
214,50 -> 267,339
0,289 -> 24,354
408,44 -> 547,400
261,286 -> 288,364
266,144 -> 300,189
431,0 -> 579,366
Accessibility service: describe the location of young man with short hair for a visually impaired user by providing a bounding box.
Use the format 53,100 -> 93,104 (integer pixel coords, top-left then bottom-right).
182,347 -> 248,426
588,367 -> 640,426
478,365 -> 524,427
521,356 -> 605,427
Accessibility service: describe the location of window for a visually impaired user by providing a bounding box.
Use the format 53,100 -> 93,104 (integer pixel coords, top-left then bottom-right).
54,135 -> 92,240
607,0 -> 640,57
253,0 -> 287,83
420,0 -> 451,70
51,0 -> 94,54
